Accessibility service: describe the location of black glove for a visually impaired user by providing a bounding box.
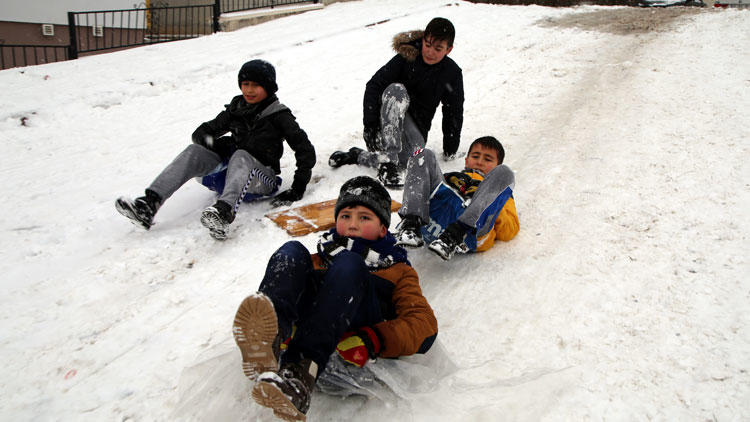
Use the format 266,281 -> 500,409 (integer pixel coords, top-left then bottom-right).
271,189 -> 303,207
363,126 -> 380,151
444,172 -> 481,198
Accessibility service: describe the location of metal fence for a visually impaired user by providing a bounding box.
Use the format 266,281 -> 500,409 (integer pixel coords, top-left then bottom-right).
2,0 -> 318,70
68,4 -> 216,59
1,44 -> 70,70
219,0 -> 317,14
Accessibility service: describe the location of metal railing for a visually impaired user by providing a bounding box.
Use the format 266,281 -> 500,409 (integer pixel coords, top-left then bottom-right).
68,4 -> 215,59
2,0 -> 318,70
220,0 -> 318,14
1,44 -> 69,70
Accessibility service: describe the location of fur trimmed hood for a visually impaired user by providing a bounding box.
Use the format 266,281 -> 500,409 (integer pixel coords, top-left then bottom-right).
392,30 -> 423,62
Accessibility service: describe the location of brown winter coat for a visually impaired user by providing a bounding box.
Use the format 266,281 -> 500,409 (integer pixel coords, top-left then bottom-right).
310,254 -> 438,358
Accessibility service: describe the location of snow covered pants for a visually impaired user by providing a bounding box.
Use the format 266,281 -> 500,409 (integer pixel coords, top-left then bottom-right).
147,144 -> 276,210
399,148 -> 515,248
257,241 -> 385,372
358,83 -> 425,169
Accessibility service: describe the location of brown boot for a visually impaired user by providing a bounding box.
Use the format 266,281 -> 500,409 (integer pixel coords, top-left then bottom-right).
252,358 -> 318,422
232,294 -> 280,381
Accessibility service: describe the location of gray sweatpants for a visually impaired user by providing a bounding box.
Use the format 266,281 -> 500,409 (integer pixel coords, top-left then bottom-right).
399,148 -> 515,238
358,83 -> 426,169
148,144 -> 276,212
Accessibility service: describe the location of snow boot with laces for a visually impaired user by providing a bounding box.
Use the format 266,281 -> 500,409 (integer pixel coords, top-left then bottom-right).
428,222 -> 470,260
233,293 -> 281,381
253,358 -> 318,422
395,214 -> 424,248
200,200 -> 235,240
115,189 -> 161,230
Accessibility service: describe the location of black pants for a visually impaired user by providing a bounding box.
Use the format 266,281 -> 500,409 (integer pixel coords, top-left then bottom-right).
258,241 -> 386,371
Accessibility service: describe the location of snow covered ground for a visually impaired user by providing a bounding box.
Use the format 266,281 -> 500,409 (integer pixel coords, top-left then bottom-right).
1,0 -> 748,420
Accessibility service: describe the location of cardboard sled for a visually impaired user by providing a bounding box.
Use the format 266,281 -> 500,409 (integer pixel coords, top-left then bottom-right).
266,199 -> 402,237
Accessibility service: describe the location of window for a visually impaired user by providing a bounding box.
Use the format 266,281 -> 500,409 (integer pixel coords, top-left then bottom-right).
42,24 -> 54,36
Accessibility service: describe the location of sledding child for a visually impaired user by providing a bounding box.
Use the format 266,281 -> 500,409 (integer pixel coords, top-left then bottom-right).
115,59 -> 316,240
232,176 -> 437,421
396,136 -> 520,260
328,17 -> 464,188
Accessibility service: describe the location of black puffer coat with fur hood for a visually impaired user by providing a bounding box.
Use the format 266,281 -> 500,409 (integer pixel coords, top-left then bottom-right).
363,30 -> 464,156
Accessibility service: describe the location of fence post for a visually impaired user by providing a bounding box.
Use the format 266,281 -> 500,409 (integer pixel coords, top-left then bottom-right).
212,0 -> 221,33
67,12 -> 78,60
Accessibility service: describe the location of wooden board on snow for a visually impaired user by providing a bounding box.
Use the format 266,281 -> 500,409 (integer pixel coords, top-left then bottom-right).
266,199 -> 402,237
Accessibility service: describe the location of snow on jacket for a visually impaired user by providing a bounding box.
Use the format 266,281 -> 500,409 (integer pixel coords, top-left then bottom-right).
363,30 -> 464,156
311,232 -> 438,358
423,168 -> 520,252
192,94 -> 316,194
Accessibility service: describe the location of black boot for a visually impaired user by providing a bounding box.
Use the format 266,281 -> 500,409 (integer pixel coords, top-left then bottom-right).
253,358 -> 317,422
428,222 -> 470,260
377,162 -> 403,188
328,147 -> 363,168
115,189 -> 162,230
200,200 -> 235,240
395,215 -> 424,248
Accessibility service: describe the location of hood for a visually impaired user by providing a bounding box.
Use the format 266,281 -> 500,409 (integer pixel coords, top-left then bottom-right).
392,30 -> 423,62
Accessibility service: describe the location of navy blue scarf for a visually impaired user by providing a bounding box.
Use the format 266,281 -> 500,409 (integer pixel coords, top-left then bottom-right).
317,229 -> 410,270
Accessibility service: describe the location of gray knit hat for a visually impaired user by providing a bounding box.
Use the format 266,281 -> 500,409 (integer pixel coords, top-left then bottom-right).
335,176 -> 392,228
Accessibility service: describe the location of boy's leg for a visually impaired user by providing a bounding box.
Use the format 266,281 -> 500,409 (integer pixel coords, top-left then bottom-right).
117,144 -> 221,229
457,165 -> 515,238
253,250 -> 380,420
395,113 -> 426,168
357,83 -> 414,168
257,241 -> 316,341
282,250 -> 372,371
147,143 -> 222,202
234,241 -> 315,379
399,149 -> 444,222
218,149 -> 277,212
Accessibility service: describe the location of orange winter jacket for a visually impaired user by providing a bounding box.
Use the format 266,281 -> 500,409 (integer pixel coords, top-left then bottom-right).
311,254 -> 438,358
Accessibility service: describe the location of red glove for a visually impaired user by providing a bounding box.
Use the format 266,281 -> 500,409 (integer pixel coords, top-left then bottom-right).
336,327 -> 381,367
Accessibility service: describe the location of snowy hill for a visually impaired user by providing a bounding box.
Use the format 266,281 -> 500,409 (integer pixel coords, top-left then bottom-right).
0,0 -> 748,420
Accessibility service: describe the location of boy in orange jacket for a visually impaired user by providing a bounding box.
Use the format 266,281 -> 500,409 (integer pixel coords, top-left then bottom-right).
396,136 -> 519,260
232,176 -> 437,421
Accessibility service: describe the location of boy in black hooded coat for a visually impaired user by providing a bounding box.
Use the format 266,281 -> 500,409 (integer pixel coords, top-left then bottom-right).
329,17 -> 464,188
115,59 -> 316,240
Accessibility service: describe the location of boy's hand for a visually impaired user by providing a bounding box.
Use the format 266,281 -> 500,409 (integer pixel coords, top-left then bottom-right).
336,327 -> 381,367
363,126 -> 379,151
271,189 -> 303,207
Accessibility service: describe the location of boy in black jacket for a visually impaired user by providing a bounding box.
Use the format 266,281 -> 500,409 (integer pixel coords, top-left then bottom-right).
116,59 -> 316,240
329,17 -> 464,188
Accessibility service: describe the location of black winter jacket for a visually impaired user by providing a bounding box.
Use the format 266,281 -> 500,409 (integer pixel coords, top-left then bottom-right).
363,31 -> 464,156
192,95 -> 316,194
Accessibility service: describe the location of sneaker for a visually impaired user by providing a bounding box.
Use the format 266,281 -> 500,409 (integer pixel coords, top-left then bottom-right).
233,294 -> 281,381
200,200 -> 235,240
395,215 -> 424,248
115,190 -> 161,230
328,147 -> 363,168
427,222 -> 469,261
253,359 -> 318,422
377,162 -> 403,188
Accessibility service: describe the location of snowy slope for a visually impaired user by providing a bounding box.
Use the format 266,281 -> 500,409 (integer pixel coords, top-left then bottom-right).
0,0 -> 748,420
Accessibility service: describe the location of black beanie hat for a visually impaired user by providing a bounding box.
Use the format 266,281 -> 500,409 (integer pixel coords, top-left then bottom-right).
237,59 -> 278,94
335,176 -> 392,228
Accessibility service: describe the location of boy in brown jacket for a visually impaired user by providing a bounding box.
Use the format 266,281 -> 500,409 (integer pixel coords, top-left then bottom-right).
232,176 -> 437,421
